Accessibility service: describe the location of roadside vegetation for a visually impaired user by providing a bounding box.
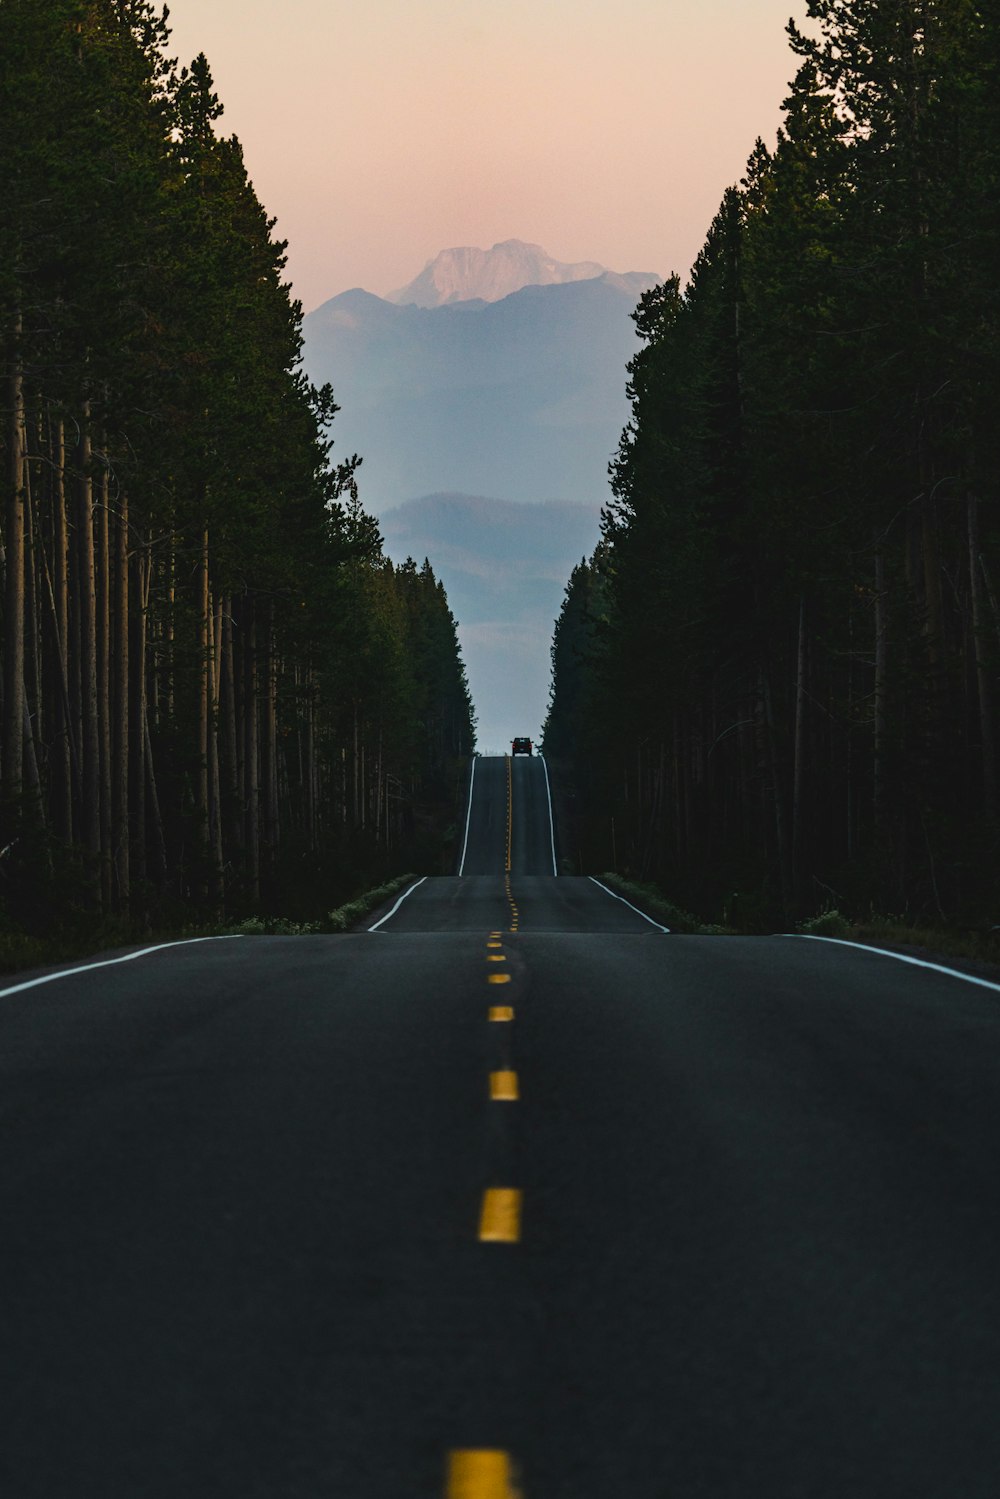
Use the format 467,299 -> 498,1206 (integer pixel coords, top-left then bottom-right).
595,872 -> 1000,975
0,2 -> 475,966
545,1 -> 1000,943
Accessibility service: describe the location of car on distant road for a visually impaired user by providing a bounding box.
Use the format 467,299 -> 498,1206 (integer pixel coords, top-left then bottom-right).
511,737 -> 533,755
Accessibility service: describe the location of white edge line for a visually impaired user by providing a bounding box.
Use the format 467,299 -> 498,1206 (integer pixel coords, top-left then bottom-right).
589,877 -> 671,933
368,877 -> 428,932
785,933 -> 1000,994
539,754 -> 558,877
457,756 -> 477,877
0,935 -> 246,1001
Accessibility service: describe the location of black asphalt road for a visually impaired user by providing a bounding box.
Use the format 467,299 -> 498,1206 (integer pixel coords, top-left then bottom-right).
4,754 -> 1000,1495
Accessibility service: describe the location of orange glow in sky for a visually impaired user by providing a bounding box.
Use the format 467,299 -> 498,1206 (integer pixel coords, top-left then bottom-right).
164,0 -> 810,312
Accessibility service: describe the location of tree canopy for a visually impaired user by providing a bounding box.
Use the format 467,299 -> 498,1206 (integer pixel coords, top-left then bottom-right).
1,1 -> 475,936
545,0 -> 999,926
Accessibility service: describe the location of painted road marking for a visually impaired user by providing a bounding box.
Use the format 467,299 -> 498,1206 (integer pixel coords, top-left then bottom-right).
478,1189 -> 522,1242
539,753 -> 558,876
588,876 -> 671,932
368,877 -> 429,932
490,1070 -> 520,1101
505,755 -> 512,872
488,940 -> 502,949
487,973 -> 511,985
489,1006 -> 515,1022
0,936 -> 246,1000
457,755 -> 478,877
787,934 -> 1000,993
488,955 -> 507,963
446,1450 -> 519,1498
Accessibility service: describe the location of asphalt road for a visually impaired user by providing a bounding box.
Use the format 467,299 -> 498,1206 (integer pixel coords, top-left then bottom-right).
4,754 -> 1000,1496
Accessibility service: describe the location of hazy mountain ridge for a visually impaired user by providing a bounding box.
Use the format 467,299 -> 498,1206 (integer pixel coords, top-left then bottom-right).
386,237 -> 656,308
304,270 -> 660,510
301,241 -> 660,743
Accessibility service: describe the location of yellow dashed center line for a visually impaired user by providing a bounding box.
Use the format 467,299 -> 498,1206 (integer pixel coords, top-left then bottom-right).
446,1450 -> 520,1498
478,1188 -> 522,1242
489,1070 -> 519,1101
489,1005 -> 515,1022
487,972 -> 511,985
505,755 -> 512,873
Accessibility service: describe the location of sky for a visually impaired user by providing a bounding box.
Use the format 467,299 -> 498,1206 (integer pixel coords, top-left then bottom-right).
164,0 -> 809,749
164,0 -> 809,313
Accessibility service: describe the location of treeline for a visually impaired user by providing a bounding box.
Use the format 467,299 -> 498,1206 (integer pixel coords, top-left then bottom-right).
545,0 -> 999,926
1,1 -> 474,935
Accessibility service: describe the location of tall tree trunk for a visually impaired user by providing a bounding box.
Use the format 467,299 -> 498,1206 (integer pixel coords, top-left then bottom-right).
3,313 -> 26,808
967,494 -> 996,820
77,401 -> 101,898
873,544 -> 888,831
792,595 -> 807,899
304,666 -> 316,852
129,541 -> 148,890
208,587 -> 224,907
51,414 -> 74,839
144,704 -> 168,888
113,494 -> 129,908
263,603 -> 279,860
197,525 -> 211,887
760,663 -> 792,915
244,606 -> 260,903
221,594 -> 242,856
97,460 -> 112,906
23,448 -> 42,788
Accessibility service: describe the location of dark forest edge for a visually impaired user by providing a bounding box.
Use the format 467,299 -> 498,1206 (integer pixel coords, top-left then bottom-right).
0,872 -> 425,978
0,1 -> 476,963
544,1 -> 1000,945
590,870 -> 1000,976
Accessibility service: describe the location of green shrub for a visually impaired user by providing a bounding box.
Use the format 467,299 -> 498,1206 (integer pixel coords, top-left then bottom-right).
799,908 -> 852,938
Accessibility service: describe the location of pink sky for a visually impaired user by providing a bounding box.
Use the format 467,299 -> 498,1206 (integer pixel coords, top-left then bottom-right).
164,0 -> 809,313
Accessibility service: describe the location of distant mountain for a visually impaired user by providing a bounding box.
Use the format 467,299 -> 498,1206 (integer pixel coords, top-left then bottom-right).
302,242 -> 661,743
303,268 -> 660,513
386,237 -> 656,309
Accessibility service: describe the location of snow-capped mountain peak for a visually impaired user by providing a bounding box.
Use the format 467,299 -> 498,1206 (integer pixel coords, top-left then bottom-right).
388,238 -> 619,308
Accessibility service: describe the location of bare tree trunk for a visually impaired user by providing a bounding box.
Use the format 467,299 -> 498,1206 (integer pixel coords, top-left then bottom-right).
51,415 -> 73,839
873,544 -> 888,830
23,450 -> 43,784
208,588 -> 224,906
144,704 -> 168,887
261,603 -> 280,867
221,595 -> 242,856
113,494 -> 129,908
792,595 -> 807,898
38,487 -> 80,833
129,542 -> 148,889
97,460 -> 112,906
78,402 -> 101,898
3,314 -> 26,806
968,494 -> 996,820
197,526 -> 210,887
760,664 -> 792,914
244,607 -> 260,903
304,666 -> 316,852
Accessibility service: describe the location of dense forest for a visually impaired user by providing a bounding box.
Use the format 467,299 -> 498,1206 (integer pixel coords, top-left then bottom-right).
545,0 -> 1000,928
0,0 -> 475,942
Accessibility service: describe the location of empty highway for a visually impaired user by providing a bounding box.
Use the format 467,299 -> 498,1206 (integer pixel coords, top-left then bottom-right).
4,753 -> 1000,1496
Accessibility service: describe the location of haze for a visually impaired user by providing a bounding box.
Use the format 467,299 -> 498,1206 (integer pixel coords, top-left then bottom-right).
164,0 -> 807,314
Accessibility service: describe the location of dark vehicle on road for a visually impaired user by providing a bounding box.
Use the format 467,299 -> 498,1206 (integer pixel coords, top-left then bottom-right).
511,736 -> 533,755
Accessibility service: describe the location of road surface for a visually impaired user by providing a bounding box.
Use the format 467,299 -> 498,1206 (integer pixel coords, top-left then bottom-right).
4,753 -> 1000,1496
